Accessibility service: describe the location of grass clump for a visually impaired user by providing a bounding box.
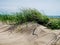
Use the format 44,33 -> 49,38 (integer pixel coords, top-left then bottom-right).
15,8 -> 49,25
47,18 -> 60,29
0,14 -> 17,24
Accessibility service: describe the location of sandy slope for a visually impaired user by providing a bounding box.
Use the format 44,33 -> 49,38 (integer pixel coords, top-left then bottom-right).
0,22 -> 60,45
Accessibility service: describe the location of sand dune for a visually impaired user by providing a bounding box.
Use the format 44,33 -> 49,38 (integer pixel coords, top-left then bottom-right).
0,22 -> 60,45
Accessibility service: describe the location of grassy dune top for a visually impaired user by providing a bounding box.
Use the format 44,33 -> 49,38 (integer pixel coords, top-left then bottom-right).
0,8 -> 60,29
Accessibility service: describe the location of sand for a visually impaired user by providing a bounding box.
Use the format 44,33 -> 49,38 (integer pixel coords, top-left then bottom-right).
0,22 -> 60,45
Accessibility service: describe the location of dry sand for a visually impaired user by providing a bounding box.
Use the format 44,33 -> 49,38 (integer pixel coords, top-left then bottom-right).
0,22 -> 60,45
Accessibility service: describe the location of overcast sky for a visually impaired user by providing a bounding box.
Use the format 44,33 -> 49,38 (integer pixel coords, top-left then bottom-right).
0,0 -> 60,16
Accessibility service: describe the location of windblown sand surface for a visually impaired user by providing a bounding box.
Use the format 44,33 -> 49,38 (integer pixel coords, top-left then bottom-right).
0,22 -> 60,45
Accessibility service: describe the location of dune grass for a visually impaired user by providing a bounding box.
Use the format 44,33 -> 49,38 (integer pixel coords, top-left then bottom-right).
47,18 -> 60,29
0,8 -> 60,29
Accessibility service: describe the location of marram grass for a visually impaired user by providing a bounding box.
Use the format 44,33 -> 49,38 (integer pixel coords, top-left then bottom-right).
0,8 -> 60,29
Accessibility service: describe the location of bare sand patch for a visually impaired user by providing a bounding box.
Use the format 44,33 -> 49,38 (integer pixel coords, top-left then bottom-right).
0,22 -> 60,45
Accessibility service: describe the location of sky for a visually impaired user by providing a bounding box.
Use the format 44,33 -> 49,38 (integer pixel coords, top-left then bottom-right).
0,0 -> 60,16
